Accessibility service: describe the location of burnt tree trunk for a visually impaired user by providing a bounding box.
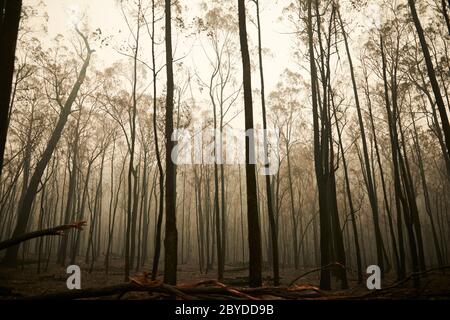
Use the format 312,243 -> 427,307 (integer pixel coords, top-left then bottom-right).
0,0 -> 22,177
254,0 -> 280,281
163,0 -> 178,285
408,0 -> 450,161
238,0 -> 262,288
150,0 -> 165,281
307,0 -> 331,290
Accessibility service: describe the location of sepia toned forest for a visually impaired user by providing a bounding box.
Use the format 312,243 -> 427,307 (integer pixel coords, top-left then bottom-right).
0,0 -> 450,300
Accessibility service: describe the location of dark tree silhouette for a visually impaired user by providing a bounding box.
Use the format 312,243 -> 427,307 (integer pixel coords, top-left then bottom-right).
238,0 -> 262,288
254,0 -> 279,286
0,0 -> 22,178
408,0 -> 450,161
163,0 -> 178,285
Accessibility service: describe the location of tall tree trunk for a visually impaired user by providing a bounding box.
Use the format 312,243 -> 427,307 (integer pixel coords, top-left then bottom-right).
0,0 -> 22,177
286,143 -> 299,269
150,0 -> 165,281
255,0 -> 279,286
137,154 -> 148,269
204,167 -> 212,271
125,3 -> 141,280
238,0 -> 262,288
326,84 -> 348,288
220,164 -> 226,273
194,166 -> 205,273
307,0 -> 331,290
238,164 -> 245,263
211,83 -> 223,281
163,0 -> 178,285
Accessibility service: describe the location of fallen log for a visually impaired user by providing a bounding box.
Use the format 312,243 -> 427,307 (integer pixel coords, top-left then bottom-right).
18,277 -> 323,300
0,221 -> 87,251
8,266 -> 450,300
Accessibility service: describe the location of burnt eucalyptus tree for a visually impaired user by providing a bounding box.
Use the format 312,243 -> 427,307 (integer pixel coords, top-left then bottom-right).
306,0 -> 331,290
253,0 -> 279,285
163,0 -> 178,285
238,0 -> 262,288
303,0 -> 348,290
0,0 -> 22,177
2,28 -> 94,266
408,0 -> 450,161
149,0 -> 165,281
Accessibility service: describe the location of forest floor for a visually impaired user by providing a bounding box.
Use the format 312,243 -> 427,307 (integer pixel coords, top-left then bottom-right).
1,256 -> 450,300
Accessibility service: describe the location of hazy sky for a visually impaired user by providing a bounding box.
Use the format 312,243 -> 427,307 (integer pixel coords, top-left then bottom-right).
22,0 -> 382,132
39,0 -> 292,94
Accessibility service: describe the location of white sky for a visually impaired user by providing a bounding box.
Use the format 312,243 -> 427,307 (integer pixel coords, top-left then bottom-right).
40,0 -> 292,93
22,0 -> 385,133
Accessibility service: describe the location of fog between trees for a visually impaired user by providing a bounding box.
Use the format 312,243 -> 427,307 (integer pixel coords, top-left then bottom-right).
0,0 -> 450,291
